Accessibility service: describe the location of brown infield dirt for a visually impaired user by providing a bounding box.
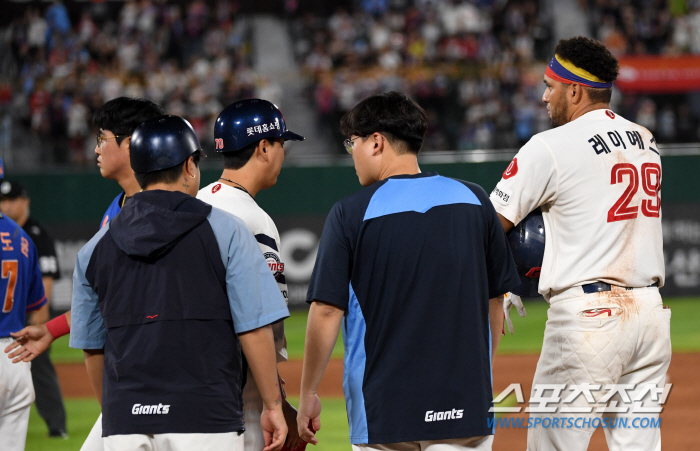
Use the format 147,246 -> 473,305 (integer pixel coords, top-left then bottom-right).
57,353 -> 698,450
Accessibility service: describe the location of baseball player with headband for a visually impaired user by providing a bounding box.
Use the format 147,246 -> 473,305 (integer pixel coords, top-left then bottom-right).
491,36 -> 669,451
0,158 -> 48,451
198,99 -> 307,451
69,115 -> 289,451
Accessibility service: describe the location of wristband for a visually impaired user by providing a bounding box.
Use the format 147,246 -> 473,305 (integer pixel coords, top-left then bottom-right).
46,313 -> 70,339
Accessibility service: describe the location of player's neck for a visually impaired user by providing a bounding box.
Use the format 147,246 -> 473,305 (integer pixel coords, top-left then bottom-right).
118,174 -> 142,197
219,168 -> 262,198
378,155 -> 421,181
569,103 -> 611,123
14,212 -> 28,227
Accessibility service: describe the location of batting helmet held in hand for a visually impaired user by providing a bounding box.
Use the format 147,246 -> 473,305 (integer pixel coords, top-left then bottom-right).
214,99 -> 304,152
507,208 -> 545,298
130,115 -> 202,174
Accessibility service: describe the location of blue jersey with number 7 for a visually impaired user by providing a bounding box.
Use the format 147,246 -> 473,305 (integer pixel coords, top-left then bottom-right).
0,214 -> 46,337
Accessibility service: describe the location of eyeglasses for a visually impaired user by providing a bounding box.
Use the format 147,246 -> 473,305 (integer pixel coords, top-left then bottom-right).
96,133 -> 127,146
343,136 -> 363,154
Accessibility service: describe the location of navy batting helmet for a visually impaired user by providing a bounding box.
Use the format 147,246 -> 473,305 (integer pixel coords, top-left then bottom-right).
507,209 -> 545,298
130,115 -> 202,174
214,99 -> 304,152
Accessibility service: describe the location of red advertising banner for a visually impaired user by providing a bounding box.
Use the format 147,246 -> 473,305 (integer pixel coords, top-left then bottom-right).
616,56 -> 700,93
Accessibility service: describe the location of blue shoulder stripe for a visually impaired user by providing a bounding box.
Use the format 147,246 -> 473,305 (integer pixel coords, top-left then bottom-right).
363,176 -> 481,221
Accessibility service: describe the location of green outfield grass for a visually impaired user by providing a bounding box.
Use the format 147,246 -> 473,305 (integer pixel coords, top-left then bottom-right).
26,398 -> 350,451
48,297 -> 700,364
26,297 -> 699,450
26,399 -> 101,451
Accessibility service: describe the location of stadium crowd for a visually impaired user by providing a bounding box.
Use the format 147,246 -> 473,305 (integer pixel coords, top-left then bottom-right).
1,0 -> 699,164
2,0 -> 259,164
296,0 -> 700,151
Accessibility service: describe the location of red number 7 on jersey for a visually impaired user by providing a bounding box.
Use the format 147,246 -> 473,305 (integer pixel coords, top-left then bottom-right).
608,162 -> 661,223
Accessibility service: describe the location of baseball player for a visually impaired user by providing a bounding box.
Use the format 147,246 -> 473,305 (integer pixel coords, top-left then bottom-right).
0,159 -> 48,451
0,180 -> 67,438
197,99 -> 305,451
6,96 -> 166,451
490,36 -> 669,451
69,115 -> 289,451
298,91 -> 521,450
96,97 -> 166,229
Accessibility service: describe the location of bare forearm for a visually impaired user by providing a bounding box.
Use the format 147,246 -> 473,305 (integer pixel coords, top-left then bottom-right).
489,295 -> 504,364
42,277 -> 54,304
239,325 -> 281,410
497,213 -> 514,233
29,304 -> 49,325
300,301 -> 344,395
84,349 -> 104,405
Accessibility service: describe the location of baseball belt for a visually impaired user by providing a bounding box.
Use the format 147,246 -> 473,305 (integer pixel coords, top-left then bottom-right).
581,281 -> 659,294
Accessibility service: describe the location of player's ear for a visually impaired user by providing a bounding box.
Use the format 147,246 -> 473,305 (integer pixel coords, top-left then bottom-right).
257,139 -> 270,162
183,156 -> 196,178
372,133 -> 384,156
570,83 -> 583,105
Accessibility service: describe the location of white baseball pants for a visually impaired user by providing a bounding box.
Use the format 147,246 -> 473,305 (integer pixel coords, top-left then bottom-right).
0,337 -> 35,451
352,435 -> 493,450
527,286 -> 671,451
103,431 -> 244,451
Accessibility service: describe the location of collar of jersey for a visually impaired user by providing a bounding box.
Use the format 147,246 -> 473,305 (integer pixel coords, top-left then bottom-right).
385,171 -> 438,180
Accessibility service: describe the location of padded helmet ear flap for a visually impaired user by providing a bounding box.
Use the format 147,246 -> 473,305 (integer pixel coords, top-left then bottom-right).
214,99 -> 304,153
130,115 -> 201,174
507,208 -> 545,298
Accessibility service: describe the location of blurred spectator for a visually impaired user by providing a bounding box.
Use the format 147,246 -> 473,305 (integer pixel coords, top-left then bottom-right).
297,0 -> 552,151
298,0 -> 700,151
2,0 -> 700,163
3,0 -> 259,165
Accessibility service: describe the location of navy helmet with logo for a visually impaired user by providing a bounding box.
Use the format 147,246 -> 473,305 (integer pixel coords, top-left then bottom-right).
130,115 -> 202,174
214,99 -> 304,152
507,208 -> 545,298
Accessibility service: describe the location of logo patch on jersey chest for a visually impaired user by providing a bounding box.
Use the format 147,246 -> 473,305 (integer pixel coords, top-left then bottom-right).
503,158 -> 518,179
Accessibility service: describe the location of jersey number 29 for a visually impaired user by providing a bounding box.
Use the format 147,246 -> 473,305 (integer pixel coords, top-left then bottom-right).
608,163 -> 661,223
1,260 -> 18,313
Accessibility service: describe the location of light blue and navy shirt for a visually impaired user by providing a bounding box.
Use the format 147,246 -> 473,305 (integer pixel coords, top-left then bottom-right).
307,172 -> 520,444
0,215 -> 46,337
70,191 -> 289,436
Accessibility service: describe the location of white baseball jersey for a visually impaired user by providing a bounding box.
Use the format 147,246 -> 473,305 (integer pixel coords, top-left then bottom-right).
198,182 -> 288,362
490,109 -> 664,296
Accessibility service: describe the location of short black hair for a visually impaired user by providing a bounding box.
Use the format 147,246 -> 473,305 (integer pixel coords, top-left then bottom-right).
340,91 -> 428,154
222,142 -> 257,170
555,36 -> 619,104
135,150 -> 202,189
94,97 -> 165,146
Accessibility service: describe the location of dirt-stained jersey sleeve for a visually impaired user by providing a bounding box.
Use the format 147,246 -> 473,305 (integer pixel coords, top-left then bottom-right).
489,136 -> 559,226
